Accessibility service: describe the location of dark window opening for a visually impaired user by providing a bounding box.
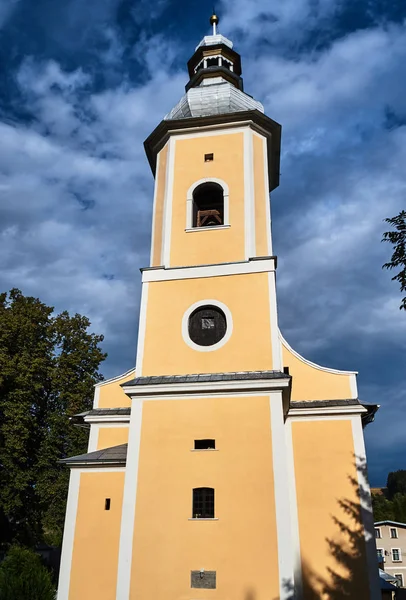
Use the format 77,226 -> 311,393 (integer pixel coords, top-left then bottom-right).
189,305 -> 226,346
192,182 -> 224,228
222,59 -> 232,70
204,153 -> 214,162
105,498 -> 111,511
194,439 -> 216,450
206,57 -> 219,68
193,487 -> 214,518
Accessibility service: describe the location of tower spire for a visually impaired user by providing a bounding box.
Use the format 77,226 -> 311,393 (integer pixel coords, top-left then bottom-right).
210,10 -> 219,36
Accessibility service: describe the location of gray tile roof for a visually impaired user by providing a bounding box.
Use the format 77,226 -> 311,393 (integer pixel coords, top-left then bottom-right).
290,399 -> 360,408
60,444 -> 127,467
74,408 -> 131,418
122,370 -> 288,387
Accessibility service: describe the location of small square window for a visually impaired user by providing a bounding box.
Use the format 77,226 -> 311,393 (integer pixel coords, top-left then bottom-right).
201,317 -> 215,329
375,528 -> 381,538
204,153 -> 214,162
390,528 -> 398,538
105,498 -> 111,511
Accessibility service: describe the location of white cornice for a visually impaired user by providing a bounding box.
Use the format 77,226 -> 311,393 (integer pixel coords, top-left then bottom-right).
94,367 -> 136,388
122,377 -> 290,399
142,256 -> 276,283
287,405 -> 366,419
84,415 -> 130,424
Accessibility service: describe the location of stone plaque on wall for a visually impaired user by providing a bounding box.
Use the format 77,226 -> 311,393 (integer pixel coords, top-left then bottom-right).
191,570 -> 216,589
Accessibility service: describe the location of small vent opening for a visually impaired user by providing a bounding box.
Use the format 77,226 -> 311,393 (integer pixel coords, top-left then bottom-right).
105,498 -> 111,511
194,439 -> 216,450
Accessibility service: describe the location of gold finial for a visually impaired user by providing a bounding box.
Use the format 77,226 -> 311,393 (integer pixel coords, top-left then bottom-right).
210,10 -> 219,35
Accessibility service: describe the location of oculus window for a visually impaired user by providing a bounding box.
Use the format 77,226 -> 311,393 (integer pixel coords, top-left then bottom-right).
188,306 -> 226,346
193,487 -> 215,518
192,182 -> 224,228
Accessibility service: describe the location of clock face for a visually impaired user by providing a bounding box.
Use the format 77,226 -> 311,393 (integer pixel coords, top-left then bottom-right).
188,306 -> 227,346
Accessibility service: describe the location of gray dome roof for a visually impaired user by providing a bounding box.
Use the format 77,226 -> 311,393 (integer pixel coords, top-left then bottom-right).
165,82 -> 264,121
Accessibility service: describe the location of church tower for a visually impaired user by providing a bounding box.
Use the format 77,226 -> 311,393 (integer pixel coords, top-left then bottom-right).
57,16 -> 380,600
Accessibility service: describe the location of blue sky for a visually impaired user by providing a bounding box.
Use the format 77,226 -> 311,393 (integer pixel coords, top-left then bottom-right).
0,0 -> 405,485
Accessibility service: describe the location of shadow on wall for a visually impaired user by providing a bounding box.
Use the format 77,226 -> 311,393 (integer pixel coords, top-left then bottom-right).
246,457 -> 378,600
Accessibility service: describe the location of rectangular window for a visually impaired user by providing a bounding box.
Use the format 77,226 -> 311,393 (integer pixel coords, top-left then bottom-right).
392,548 -> 402,562
192,487 -> 215,518
204,153 -> 214,162
375,528 -> 381,538
105,498 -> 111,511
395,574 -> 403,587
390,527 -> 398,538
194,439 -> 215,450
377,549 -> 385,563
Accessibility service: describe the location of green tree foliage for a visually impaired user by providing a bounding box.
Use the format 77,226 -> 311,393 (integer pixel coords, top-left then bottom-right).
371,470 -> 406,522
0,546 -> 55,600
382,210 -> 406,310
387,469 -> 406,499
0,289 -> 106,548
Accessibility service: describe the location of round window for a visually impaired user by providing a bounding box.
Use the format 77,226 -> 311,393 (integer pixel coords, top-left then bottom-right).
188,305 -> 227,347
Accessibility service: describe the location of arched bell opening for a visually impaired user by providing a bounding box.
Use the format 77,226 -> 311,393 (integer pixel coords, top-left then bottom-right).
192,182 -> 224,228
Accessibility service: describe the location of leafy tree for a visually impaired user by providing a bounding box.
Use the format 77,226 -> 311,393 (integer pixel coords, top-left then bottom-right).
371,493 -> 395,521
382,210 -> 406,310
0,545 -> 55,600
387,469 -> 406,499
0,289 -> 106,548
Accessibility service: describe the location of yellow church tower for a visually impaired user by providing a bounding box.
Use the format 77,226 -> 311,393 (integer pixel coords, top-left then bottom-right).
57,15 -> 380,600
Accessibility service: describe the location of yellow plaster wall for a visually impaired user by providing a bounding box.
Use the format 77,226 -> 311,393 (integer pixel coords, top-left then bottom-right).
142,272 -> 273,376
292,419 -> 369,599
69,471 -> 124,600
151,143 -> 168,267
97,427 -> 129,450
130,395 -> 279,600
282,342 -> 354,401
253,133 -> 270,257
170,132 -> 246,267
97,370 -> 134,409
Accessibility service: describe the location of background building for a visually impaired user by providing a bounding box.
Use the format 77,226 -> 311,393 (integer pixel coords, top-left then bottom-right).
375,520 -> 406,588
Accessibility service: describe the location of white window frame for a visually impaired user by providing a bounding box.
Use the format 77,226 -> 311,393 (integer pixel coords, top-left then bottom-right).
394,573 -> 404,587
377,548 -> 385,562
390,527 -> 398,539
181,299 -> 233,353
392,548 -> 402,562
186,178 -> 230,231
375,527 -> 382,539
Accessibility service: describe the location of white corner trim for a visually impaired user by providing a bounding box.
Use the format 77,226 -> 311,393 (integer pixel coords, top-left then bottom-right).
244,128 -> 255,259
57,470 -> 81,600
268,272 -> 282,371
87,424 -> 99,452
181,299 -> 233,353
351,415 -> 381,600
93,385 -> 100,409
270,392 -> 295,599
262,135 -> 273,255
350,373 -> 358,399
116,400 -> 143,600
134,282 -> 149,377
149,151 -> 161,266
94,368 -> 136,389
161,136 -> 176,267
285,419 -> 303,599
279,330 -> 358,376
142,257 -> 276,283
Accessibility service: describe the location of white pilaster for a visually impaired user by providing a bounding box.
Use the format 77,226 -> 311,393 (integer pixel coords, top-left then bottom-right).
116,400 -> 144,600
57,469 -> 81,600
270,392 -> 296,599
